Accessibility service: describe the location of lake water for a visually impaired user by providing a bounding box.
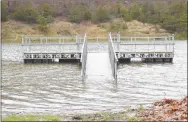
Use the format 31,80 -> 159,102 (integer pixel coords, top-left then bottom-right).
2,41 -> 187,117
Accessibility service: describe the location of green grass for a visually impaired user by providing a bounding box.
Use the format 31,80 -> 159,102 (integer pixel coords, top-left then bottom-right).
2,114 -> 61,121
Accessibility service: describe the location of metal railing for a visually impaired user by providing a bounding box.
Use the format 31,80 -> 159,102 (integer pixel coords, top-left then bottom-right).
108,32 -> 118,80
113,34 -> 175,59
21,35 -> 83,53
81,33 -> 87,79
21,35 -> 81,45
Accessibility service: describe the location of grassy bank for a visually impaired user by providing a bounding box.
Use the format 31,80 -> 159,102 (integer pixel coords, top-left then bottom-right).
2,114 -> 61,121
2,18 -> 177,43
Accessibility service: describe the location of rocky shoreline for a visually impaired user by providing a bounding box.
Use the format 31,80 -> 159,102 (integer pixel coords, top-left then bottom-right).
138,96 -> 187,121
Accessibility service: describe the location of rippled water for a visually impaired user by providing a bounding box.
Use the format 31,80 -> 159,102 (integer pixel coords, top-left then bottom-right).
2,41 -> 187,117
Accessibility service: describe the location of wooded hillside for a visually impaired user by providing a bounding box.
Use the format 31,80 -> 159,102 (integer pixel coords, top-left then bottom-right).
2,0 -> 187,39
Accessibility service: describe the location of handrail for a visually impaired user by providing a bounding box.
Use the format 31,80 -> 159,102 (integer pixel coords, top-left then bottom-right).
87,37 -> 108,39
108,32 -> 118,80
22,35 -> 76,45
118,34 -> 175,57
22,35 -> 75,38
81,33 -> 87,78
21,34 -> 83,53
120,35 -> 175,42
119,43 -> 175,45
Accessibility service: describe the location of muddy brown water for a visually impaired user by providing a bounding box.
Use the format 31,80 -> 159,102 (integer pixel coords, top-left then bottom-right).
2,41 -> 187,117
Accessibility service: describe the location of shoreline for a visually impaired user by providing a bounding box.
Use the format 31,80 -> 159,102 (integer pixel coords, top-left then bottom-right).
2,96 -> 187,121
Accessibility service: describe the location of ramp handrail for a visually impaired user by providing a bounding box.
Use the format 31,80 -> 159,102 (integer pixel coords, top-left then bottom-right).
108,32 -> 118,80
81,33 -> 87,78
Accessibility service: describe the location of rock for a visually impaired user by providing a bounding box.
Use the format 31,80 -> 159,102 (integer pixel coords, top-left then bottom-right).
72,115 -> 82,120
139,96 -> 187,121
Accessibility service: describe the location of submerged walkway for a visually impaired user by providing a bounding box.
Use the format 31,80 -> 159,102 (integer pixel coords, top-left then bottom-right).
85,52 -> 113,79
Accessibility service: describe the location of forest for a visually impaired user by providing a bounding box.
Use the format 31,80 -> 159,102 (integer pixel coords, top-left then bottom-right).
2,0 -> 187,39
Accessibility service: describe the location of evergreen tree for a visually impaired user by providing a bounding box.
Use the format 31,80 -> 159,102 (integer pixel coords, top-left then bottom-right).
2,1 -> 8,22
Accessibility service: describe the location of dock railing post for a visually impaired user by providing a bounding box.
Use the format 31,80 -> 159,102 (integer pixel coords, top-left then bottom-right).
172,34 -> 175,57
131,37 -> 133,52
22,35 -> 24,45
148,37 -> 150,52
45,37 -> 47,53
134,37 -> 136,57
21,35 -> 24,59
62,37 -> 64,52
154,37 -> 155,58
117,32 -> 120,53
76,33 -> 79,51
59,37 -> 61,53
29,38 -> 31,52
40,37 -> 42,54
165,36 -> 167,52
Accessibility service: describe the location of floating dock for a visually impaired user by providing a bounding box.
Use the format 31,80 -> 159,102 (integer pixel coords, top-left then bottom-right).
21,33 -> 175,80
108,33 -> 175,79
21,34 -> 87,78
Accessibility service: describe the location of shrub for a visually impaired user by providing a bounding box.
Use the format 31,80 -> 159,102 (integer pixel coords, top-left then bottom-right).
37,15 -> 48,33
120,8 -> 132,21
129,3 -> 141,20
46,15 -> 54,23
13,2 -> 38,23
109,19 -> 127,32
68,4 -> 91,23
2,1 -> 8,21
93,7 -> 110,23
38,3 -> 56,18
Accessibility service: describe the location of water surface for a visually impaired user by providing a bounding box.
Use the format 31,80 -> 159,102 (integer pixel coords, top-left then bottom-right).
2,41 -> 187,117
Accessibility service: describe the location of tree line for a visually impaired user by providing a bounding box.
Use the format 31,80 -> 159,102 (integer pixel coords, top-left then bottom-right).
2,1 -> 55,33
1,1 -> 187,38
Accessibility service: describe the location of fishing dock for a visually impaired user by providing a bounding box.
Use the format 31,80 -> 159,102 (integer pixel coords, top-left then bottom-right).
21,33 -> 175,80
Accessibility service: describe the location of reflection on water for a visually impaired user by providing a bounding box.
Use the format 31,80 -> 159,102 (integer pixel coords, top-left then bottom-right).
2,41 -> 187,117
